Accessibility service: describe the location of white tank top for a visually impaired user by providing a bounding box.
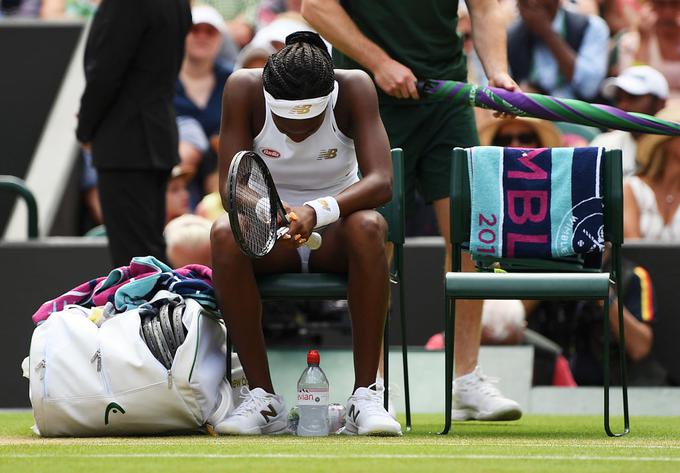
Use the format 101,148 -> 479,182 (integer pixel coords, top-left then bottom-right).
253,87 -> 359,206
626,175 -> 680,242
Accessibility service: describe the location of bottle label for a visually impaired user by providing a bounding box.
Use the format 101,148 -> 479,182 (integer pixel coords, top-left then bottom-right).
297,388 -> 329,406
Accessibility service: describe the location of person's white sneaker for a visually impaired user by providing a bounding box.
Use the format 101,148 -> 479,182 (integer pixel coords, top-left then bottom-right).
216,386 -> 288,435
452,367 -> 522,421
344,384 -> 402,436
375,375 -> 397,419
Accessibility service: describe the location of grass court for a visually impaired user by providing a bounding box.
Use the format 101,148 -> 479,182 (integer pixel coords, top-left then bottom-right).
2,412 -> 679,472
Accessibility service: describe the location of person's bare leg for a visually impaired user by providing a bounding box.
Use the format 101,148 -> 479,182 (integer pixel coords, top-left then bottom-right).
347,212 -> 390,390
310,211 -> 389,390
433,197 -> 483,377
210,215 -> 299,393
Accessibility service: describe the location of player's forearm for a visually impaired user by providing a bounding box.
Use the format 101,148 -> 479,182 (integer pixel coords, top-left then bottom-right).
302,0 -> 390,73
335,173 -> 393,217
466,0 -> 511,80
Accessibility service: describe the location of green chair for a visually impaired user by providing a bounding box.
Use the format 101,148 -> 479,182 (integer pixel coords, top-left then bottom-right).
442,147 -> 628,437
84,224 -> 108,237
0,175 -> 39,238
227,148 -> 411,430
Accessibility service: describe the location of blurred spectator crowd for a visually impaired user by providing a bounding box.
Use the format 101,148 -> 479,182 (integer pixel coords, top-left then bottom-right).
3,0 -> 678,245
2,0 -> 679,383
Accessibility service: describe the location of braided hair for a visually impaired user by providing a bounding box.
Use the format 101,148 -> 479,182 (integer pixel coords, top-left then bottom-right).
263,31 -> 335,100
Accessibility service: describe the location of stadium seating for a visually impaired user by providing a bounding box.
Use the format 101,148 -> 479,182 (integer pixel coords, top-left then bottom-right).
442,147 -> 628,436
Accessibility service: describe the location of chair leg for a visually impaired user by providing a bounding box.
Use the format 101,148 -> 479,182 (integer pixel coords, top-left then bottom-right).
615,293 -> 631,436
603,258 -> 630,437
603,293 -> 630,437
226,335 -> 232,385
383,314 -> 390,413
441,296 -> 455,435
398,276 -> 411,431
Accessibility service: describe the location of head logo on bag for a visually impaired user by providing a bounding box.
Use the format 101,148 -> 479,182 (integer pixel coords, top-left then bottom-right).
104,402 -> 126,425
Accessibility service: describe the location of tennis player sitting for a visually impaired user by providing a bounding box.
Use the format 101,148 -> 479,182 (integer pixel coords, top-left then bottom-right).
211,31 -> 401,436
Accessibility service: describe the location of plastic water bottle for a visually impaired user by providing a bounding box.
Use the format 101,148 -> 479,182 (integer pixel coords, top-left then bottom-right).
296,349 -> 329,436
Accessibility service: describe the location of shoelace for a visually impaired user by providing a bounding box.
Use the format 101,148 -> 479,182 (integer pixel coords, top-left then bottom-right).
469,370 -> 503,398
231,386 -> 272,417
353,383 -> 389,415
375,379 -> 400,402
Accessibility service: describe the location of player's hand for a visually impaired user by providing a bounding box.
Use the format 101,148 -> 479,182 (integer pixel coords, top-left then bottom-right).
80,141 -> 92,151
276,201 -> 293,226
487,73 -> 521,119
372,58 -> 420,100
282,205 -> 316,245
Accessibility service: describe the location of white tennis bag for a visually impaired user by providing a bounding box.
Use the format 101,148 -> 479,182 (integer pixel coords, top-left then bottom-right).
24,292 -> 245,437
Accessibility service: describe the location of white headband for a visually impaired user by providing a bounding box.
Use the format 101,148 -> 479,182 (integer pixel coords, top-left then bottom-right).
264,81 -> 338,120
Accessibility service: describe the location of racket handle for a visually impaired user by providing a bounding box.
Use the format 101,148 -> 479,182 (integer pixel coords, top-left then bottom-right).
306,232 -> 322,250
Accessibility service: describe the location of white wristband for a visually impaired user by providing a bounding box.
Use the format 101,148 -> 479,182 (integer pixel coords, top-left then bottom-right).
304,196 -> 340,229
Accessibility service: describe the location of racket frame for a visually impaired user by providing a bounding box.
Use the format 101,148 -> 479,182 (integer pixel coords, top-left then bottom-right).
227,150 -> 315,257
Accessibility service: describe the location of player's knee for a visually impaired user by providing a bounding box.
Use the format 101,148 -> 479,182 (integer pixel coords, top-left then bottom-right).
210,216 -> 240,259
345,211 -> 387,248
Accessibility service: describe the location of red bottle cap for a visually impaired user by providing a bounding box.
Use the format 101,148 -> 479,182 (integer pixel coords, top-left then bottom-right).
307,349 -> 320,365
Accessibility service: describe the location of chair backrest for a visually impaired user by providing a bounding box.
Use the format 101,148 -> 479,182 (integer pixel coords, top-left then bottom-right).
449,147 -> 623,270
379,148 -> 405,245
0,175 -> 39,239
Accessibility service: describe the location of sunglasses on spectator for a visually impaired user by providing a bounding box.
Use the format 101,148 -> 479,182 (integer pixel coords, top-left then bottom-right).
492,132 -> 540,147
191,24 -> 220,37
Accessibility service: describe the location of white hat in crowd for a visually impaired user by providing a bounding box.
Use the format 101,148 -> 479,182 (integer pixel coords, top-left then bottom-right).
601,65 -> 669,100
191,5 -> 227,34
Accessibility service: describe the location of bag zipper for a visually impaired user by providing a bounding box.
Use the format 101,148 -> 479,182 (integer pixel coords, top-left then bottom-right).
35,359 -> 48,398
90,349 -> 101,372
35,359 -> 47,379
90,348 -> 112,394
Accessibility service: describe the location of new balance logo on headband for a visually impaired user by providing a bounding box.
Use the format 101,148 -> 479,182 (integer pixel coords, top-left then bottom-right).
291,104 -> 313,115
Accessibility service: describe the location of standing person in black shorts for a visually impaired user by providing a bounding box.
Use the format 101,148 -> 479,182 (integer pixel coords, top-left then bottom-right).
77,0 -> 192,267
303,0 -> 523,421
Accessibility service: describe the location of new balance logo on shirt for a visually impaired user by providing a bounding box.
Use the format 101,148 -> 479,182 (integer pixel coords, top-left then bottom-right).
260,404 -> 278,423
317,148 -> 338,160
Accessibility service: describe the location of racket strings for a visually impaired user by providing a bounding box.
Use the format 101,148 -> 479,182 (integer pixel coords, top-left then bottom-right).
234,162 -> 275,255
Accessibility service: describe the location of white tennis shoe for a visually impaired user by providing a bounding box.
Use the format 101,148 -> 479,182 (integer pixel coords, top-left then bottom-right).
216,386 -> 287,435
452,367 -> 522,421
375,375 -> 397,419
344,384 -> 402,436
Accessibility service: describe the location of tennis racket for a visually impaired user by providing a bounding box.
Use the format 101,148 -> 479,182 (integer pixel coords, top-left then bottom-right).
226,150 -> 322,258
